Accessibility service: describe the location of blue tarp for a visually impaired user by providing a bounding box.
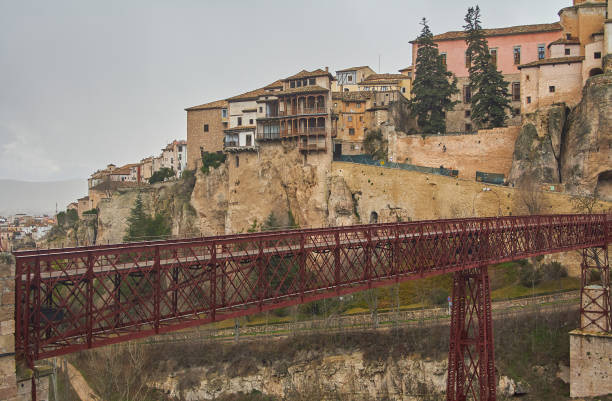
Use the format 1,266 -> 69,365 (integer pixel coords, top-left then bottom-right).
334,154 -> 459,178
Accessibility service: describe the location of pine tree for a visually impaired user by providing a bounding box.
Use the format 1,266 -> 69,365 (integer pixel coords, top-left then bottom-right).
464,6 -> 511,128
124,194 -> 148,242
411,18 -> 459,135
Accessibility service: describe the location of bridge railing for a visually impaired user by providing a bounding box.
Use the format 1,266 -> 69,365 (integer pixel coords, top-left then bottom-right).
13,214 -> 608,361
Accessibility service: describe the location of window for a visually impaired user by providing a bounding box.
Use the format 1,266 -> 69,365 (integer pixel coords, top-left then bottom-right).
512,82 -> 520,101
465,51 -> 471,68
566,33 -> 571,39
465,110 -> 471,118
347,116 -> 353,122
259,107 -> 263,113
594,52 -> 602,59
347,75 -> 353,82
359,116 -> 363,122
222,108 -> 227,118
490,49 -> 497,66
349,128 -> 355,136
249,119 -> 253,125
402,87 -> 406,93
235,156 -> 239,167
440,52 -> 447,65
465,123 -> 472,132
344,88 -> 349,92
303,79 -> 307,86
350,144 -> 356,150
527,96 -> 531,104
297,80 -> 302,87
237,117 -> 242,126
565,48 -> 571,56
203,124 -> 209,132
463,85 -> 472,103
513,46 -> 521,65
290,81 -> 295,88
538,45 -> 546,60
549,86 -> 555,93
309,78 -> 315,85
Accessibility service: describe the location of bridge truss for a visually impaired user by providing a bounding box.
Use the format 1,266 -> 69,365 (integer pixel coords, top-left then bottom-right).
14,214 -> 611,401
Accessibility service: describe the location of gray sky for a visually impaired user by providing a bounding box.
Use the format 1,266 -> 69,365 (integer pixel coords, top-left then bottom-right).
0,0 -> 565,181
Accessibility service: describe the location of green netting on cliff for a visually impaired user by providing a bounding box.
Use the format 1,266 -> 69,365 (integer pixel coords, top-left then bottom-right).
476,171 -> 505,185
334,154 -> 458,178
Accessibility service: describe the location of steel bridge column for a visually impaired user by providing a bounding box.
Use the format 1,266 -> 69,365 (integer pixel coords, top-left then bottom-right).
580,245 -> 611,333
446,265 -> 496,401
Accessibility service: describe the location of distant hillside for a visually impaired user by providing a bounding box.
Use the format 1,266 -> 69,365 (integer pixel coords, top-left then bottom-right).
0,179 -> 86,216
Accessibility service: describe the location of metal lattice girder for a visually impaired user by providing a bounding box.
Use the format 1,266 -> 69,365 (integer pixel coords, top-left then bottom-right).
446,266 -> 496,401
580,245 -> 611,333
13,214 -> 610,365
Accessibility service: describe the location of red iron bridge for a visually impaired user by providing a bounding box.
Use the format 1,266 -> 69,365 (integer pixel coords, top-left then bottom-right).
14,214 -> 612,401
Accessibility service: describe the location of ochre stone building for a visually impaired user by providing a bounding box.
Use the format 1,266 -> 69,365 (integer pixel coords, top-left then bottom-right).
185,99 -> 228,170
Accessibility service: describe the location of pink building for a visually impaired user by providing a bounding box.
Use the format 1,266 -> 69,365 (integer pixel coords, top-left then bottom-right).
411,23 -> 563,132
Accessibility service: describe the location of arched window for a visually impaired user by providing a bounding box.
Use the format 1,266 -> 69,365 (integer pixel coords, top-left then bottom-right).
370,211 -> 378,224
589,68 -> 604,77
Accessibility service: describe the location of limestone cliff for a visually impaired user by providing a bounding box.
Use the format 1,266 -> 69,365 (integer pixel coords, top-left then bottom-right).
509,73 -> 612,201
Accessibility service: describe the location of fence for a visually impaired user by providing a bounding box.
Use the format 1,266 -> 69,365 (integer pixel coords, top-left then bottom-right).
334,154 -> 459,178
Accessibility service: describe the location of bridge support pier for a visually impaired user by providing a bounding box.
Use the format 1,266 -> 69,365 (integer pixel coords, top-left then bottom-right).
570,245 -> 611,398
446,266 -> 496,401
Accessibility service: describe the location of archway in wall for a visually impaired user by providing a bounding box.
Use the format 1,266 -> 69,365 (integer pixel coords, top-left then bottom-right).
369,211 -> 378,224
596,170 -> 612,201
589,68 -> 604,77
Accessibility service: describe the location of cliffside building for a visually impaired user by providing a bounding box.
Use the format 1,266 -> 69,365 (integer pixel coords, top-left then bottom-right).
185,100 -> 228,169
358,73 -> 412,99
411,22 -> 564,132
332,66 -> 376,92
519,0 -> 610,112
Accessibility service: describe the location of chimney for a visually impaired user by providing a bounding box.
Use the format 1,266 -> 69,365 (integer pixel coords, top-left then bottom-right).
325,66 -> 329,72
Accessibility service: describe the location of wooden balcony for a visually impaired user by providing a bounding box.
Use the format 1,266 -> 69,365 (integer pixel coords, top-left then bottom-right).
277,107 -> 327,117
280,127 -> 327,138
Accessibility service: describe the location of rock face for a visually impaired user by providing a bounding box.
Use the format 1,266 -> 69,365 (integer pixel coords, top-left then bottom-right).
510,73 -> 612,201
561,73 -> 612,200
508,104 -> 566,185
154,352 -> 448,401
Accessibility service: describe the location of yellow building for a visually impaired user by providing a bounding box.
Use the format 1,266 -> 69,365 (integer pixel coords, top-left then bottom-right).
358,73 -> 412,99
332,66 -> 376,92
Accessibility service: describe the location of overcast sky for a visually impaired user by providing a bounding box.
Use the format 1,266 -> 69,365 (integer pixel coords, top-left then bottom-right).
0,0 -> 565,181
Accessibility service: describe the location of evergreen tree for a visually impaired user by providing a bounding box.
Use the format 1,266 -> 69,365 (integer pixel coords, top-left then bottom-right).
124,194 -> 148,242
464,6 -> 511,128
410,18 -> 459,135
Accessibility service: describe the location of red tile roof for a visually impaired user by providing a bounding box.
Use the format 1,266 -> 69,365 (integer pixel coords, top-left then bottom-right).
283,69 -> 332,81
185,99 -> 228,111
411,22 -> 562,43
518,55 -> 584,69
336,66 -> 373,73
547,37 -> 580,48
275,85 -> 329,96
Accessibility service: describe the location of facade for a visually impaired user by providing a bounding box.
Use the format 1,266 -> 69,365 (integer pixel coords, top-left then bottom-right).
185,99 -> 228,169
256,68 -> 334,153
358,73 -> 412,99
77,196 -> 90,218
224,86 -> 271,152
520,0 -> 609,113
161,140 -> 188,174
332,66 -> 376,92
412,22 -> 564,132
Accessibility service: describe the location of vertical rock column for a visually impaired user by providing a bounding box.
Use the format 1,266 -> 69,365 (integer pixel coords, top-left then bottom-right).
0,256 -> 17,401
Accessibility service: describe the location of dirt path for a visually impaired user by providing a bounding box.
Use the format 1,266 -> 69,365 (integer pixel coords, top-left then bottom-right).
62,359 -> 100,401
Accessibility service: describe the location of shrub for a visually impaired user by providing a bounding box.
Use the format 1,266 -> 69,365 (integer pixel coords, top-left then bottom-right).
201,152 -> 226,174
149,167 -> 175,184
363,129 -> 388,161
519,262 -> 542,287
427,288 -> 449,306
541,262 -> 567,282
82,208 -> 98,215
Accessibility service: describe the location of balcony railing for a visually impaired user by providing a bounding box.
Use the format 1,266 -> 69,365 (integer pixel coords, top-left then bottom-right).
256,132 -> 281,141
277,107 -> 327,117
280,127 -> 327,138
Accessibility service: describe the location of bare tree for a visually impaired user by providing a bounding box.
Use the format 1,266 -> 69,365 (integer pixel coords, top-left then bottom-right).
571,189 -> 600,214
517,175 -> 544,215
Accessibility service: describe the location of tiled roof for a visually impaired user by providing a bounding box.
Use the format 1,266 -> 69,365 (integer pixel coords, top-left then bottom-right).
185,99 -> 228,111
359,80 -> 403,86
412,22 -> 562,43
332,91 -> 372,102
264,80 -> 283,89
398,66 -> 413,72
518,55 -> 584,69
283,69 -> 332,81
362,73 -> 408,82
275,85 -> 329,96
336,66 -> 372,73
227,87 -> 269,102
111,166 -> 132,175
547,37 -> 580,48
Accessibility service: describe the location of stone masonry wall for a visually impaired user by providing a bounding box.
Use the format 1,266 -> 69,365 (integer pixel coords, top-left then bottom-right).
389,127 -> 520,180
569,330 -> 612,398
0,256 -> 17,401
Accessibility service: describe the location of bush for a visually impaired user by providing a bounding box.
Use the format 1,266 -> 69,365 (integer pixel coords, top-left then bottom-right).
541,262 -> 567,282
181,169 -> 194,180
149,167 -> 175,184
427,288 -> 449,306
519,262 -> 542,287
82,208 -> 98,215
201,152 -> 226,174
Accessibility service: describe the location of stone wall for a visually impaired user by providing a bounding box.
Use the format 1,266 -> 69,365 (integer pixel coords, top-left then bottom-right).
388,127 -> 520,180
569,330 -> 612,398
0,255 -> 17,401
